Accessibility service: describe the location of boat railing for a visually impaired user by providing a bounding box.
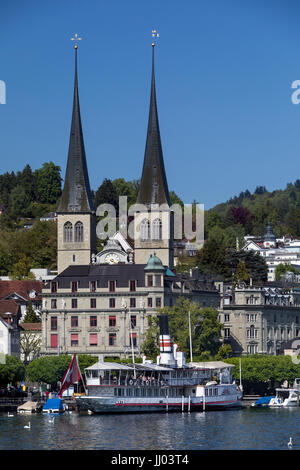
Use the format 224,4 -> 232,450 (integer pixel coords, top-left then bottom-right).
89,378 -> 167,387
167,378 -> 205,386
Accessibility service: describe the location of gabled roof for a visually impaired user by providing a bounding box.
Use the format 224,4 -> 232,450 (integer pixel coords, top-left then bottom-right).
0,280 -> 43,302
19,322 -> 42,331
0,299 -> 20,316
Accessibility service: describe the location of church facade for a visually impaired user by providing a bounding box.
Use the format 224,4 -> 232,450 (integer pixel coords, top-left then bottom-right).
41,43 -> 220,358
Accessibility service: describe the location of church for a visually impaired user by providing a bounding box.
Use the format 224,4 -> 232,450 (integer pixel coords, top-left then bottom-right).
41,39 -> 220,358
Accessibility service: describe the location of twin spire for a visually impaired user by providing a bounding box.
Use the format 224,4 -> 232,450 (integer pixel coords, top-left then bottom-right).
58,34 -> 170,213
137,41 -> 171,207
57,38 -> 94,214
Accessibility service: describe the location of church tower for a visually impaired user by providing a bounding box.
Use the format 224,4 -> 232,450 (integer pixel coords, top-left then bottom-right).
57,38 -> 96,273
134,39 -> 174,268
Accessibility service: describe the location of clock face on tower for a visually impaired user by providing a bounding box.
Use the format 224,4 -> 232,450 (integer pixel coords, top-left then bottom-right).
104,253 -> 120,264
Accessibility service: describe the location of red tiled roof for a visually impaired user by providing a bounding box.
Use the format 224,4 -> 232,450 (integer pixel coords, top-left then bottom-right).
20,322 -> 42,331
0,300 -> 20,316
0,280 -> 43,301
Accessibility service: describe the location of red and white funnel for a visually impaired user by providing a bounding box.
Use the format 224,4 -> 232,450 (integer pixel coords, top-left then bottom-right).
158,315 -> 176,366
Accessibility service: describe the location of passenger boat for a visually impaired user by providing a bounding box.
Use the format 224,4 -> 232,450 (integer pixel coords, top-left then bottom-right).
75,315 -> 243,414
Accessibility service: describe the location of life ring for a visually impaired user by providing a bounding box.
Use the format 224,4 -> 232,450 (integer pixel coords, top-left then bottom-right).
129,380 -> 133,385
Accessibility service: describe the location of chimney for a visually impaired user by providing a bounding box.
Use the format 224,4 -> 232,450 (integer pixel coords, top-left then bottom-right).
158,315 -> 176,367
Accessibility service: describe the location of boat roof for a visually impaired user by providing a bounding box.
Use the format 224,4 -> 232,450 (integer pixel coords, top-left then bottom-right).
188,361 -> 235,370
85,362 -> 134,371
85,361 -> 172,372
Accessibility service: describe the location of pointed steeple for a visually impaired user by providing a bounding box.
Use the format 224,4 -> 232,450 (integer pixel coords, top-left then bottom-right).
57,43 -> 94,213
137,44 -> 170,207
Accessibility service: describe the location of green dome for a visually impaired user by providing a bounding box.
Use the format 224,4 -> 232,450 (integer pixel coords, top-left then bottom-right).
144,253 -> 164,271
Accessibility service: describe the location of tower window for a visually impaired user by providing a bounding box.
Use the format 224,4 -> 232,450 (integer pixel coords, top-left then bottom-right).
75,221 -> 84,242
63,221 -> 73,243
152,218 -> 162,240
141,219 -> 150,240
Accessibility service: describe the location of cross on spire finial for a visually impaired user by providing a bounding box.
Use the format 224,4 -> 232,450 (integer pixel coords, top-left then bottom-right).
71,33 -> 82,49
152,29 -> 159,47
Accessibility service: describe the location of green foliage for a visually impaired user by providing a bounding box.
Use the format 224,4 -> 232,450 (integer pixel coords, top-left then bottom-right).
235,260 -> 249,283
215,344 -> 233,360
34,162 -> 62,204
210,179 -> 300,239
23,301 -> 41,323
275,263 -> 299,280
141,316 -> 160,359
162,298 -> 223,359
0,355 -> 26,387
25,354 -> 99,388
223,355 -> 300,394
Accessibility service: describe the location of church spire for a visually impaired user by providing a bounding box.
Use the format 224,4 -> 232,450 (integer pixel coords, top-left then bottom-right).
57,36 -> 94,214
137,40 -> 170,207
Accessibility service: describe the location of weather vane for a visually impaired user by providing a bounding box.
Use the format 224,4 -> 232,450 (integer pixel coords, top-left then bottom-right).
71,33 -> 82,49
152,29 -> 159,47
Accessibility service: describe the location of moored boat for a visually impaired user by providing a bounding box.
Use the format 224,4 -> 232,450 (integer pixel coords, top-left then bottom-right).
42,395 -> 65,413
75,315 -> 242,414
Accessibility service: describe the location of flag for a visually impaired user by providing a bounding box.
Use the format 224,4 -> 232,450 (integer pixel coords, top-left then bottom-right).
58,354 -> 81,397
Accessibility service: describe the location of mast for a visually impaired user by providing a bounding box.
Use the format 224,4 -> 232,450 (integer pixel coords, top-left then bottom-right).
188,311 -> 193,363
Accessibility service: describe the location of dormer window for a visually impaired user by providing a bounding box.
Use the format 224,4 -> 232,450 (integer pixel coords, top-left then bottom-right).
71,281 -> 78,293
130,280 -> 136,292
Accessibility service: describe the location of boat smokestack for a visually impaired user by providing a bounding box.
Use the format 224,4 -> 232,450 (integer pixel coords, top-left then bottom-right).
158,315 -> 176,366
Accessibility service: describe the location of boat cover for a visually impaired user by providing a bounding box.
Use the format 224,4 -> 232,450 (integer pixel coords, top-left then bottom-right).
42,398 -> 64,412
254,396 -> 274,406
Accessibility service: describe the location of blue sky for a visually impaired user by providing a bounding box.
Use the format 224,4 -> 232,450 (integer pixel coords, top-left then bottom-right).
1,0 -> 300,209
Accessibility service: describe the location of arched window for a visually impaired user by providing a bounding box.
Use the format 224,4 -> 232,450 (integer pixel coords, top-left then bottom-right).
152,218 -> 162,240
63,221 -> 73,243
75,221 -> 84,242
141,219 -> 150,240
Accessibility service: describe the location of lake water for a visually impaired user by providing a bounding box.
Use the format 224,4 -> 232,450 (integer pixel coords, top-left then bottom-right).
0,407 -> 299,451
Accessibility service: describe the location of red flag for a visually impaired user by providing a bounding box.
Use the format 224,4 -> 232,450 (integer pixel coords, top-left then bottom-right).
58,354 -> 81,397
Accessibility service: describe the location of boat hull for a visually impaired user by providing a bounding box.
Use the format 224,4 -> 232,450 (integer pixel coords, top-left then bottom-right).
76,395 -> 242,414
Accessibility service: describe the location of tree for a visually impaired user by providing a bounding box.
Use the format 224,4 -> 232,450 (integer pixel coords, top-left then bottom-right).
225,249 -> 268,283
9,254 -> 35,280
20,331 -> 41,363
34,162 -> 62,204
23,301 -> 41,323
141,316 -> 160,359
0,355 -> 26,387
235,260 -> 249,283
26,355 -> 98,388
161,298 -> 223,359
9,185 -> 31,218
275,263 -> 299,281
215,344 -> 233,360
94,178 -> 119,213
